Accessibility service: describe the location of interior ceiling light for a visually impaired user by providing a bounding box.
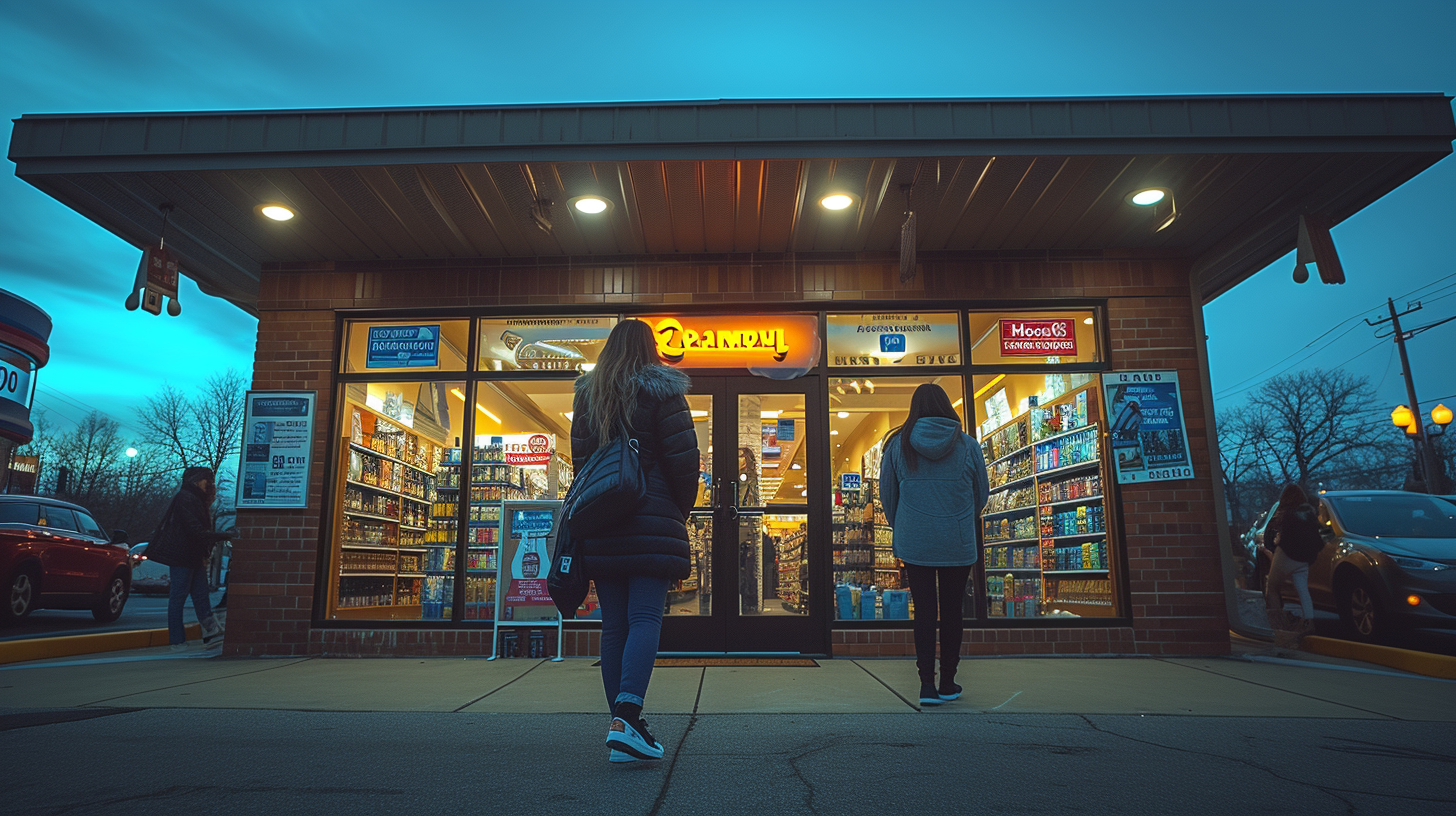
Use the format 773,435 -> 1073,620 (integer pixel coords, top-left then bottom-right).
1127,189 -> 1166,206
477,404 -> 501,424
690,410 -> 709,418
258,204 -> 295,221
1084,317 -> 1095,325
563,411 -> 574,421
569,195 -> 612,214
830,430 -> 839,435
863,380 -> 874,392
791,463 -> 802,470
837,411 -> 849,419
973,373 -> 1007,400
761,410 -> 782,418
820,193 -> 855,210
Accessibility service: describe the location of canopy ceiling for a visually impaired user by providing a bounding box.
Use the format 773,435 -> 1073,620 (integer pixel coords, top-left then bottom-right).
10,95 -> 1454,314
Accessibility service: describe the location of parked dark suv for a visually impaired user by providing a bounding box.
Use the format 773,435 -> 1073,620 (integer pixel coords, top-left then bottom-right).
0,496 -> 132,623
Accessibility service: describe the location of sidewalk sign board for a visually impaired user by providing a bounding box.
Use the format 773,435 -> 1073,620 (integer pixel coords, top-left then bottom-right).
490,499 -> 565,661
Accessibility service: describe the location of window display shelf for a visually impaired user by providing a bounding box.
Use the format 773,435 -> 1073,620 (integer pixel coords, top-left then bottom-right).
343,510 -> 398,523
341,544 -> 397,552
398,546 -> 427,552
1043,531 -> 1106,542
983,505 -> 1036,519
466,568 -> 497,573
1036,460 -> 1100,479
401,524 -> 428,532
468,520 -> 499,527
339,571 -> 395,577
398,572 -> 426,578
349,442 -> 434,475
347,479 -> 401,497
984,537 -> 1040,547
987,567 -> 1042,573
1032,423 -> 1097,446
988,473 -> 1035,492
987,444 -> 1032,467
402,494 -> 431,506
1041,495 -> 1103,509
1044,569 -> 1110,575
1051,599 -> 1114,606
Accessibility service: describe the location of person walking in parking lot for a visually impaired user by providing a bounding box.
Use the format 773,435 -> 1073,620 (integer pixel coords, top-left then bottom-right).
879,383 -> 989,707
146,467 -> 232,651
570,319 -> 700,763
1263,483 -> 1325,636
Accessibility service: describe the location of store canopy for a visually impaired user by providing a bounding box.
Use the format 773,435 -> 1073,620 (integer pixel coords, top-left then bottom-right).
9,95 -> 1454,314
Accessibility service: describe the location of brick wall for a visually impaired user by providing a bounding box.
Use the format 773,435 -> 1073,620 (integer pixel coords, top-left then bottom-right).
224,251 -> 1229,658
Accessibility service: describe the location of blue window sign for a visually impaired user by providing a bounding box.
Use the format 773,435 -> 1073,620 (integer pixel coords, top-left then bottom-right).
777,418 -> 795,443
841,472 -> 862,491
367,325 -> 440,368
511,509 -> 556,539
880,334 -> 906,353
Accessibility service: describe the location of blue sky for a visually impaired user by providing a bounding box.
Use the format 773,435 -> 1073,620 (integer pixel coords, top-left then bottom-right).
2,0 -> 1454,441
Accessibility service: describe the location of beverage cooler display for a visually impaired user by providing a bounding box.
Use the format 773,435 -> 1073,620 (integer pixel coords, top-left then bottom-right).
979,384 -> 1117,618
833,437 -> 912,621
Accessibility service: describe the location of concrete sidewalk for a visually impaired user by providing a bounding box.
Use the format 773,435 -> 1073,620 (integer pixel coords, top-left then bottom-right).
2,641 -> 1453,721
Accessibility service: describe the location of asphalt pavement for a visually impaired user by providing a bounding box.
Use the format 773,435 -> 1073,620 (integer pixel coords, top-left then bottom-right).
0,591 -> 224,641
2,641 -> 1455,815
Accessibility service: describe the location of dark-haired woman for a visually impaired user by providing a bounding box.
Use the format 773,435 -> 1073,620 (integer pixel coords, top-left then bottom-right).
1263,483 -> 1324,632
571,319 -> 700,762
878,383 -> 988,707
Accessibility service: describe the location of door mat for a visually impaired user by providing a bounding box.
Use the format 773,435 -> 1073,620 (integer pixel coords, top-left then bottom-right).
589,657 -> 819,667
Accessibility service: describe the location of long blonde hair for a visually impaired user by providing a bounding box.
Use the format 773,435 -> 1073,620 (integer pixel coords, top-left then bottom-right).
585,319 -> 660,446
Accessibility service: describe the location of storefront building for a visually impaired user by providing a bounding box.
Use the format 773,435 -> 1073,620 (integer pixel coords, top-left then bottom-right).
0,288 -> 50,493
10,95 -> 1454,657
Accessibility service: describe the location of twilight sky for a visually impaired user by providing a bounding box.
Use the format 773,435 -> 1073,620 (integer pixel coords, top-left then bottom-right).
2,0 -> 1454,443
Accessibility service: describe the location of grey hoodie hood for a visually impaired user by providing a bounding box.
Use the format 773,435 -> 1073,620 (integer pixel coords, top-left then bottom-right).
908,416 -> 962,460
574,364 -> 691,400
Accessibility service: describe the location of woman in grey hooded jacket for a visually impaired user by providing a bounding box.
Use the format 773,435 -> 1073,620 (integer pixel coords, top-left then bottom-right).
878,383 -> 989,706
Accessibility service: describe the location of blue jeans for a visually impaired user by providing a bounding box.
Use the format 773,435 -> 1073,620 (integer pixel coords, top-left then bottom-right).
595,575 -> 669,712
168,565 -> 214,646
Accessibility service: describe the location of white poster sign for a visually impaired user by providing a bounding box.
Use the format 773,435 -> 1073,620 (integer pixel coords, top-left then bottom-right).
237,391 -> 317,509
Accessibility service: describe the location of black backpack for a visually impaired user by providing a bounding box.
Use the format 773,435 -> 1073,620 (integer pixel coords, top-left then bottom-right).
1277,503 -> 1325,563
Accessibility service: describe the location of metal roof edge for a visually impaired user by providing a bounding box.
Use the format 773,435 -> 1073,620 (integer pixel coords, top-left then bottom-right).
11,92 -> 1454,121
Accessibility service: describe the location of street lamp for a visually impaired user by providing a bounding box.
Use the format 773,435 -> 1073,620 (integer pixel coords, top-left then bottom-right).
1390,402 -> 1452,493
125,447 -> 138,458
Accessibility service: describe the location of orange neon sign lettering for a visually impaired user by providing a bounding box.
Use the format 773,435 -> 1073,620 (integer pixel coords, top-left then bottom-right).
642,315 -> 819,370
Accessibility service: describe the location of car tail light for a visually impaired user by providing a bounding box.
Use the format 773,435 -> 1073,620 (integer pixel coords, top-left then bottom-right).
1406,594 -> 1422,607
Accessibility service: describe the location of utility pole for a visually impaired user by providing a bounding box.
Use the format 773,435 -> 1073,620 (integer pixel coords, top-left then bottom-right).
1369,298 -> 1455,493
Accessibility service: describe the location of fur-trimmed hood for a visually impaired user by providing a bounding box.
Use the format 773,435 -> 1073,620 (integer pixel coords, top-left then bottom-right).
574,364 -> 691,400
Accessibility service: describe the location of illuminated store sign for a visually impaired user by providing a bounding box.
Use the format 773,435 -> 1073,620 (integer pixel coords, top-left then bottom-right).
1000,319 -> 1077,356
827,313 -> 960,366
479,317 -> 617,371
642,315 -> 820,374
366,325 -> 440,368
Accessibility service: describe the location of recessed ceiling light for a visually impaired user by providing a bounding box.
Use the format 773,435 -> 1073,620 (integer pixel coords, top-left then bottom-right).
1083,317 -> 1094,325
1127,189 -> 1166,207
837,411 -> 849,419
569,195 -> 612,214
830,430 -> 839,435
791,463 -> 801,470
820,193 -> 855,210
258,204 -> 295,221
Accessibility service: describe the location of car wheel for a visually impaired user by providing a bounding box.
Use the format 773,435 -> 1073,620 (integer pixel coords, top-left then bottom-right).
3,567 -> 39,623
1337,575 -> 1387,644
92,572 -> 130,622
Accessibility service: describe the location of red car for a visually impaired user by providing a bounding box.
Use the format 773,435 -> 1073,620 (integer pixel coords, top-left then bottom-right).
0,495 -> 132,623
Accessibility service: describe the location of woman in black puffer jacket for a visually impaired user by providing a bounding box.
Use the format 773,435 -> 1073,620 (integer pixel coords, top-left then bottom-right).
571,319 -> 699,763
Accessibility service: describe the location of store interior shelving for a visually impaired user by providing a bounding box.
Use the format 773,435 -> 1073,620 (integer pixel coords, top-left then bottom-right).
981,383 -> 1116,618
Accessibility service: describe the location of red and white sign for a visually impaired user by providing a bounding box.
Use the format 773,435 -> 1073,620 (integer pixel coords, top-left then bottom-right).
999,319 -> 1077,356
503,433 -> 555,467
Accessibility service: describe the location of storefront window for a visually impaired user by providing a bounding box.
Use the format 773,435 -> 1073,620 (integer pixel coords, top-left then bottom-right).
967,310 -> 1099,366
971,371 -> 1120,619
674,394 -> 713,616
342,320 -> 470,373
826,312 -> 961,367
829,375 -> 966,621
329,380 -> 462,620
477,316 -> 616,372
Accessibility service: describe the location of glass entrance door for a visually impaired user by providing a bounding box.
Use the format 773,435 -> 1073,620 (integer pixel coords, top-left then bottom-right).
659,377 -> 826,654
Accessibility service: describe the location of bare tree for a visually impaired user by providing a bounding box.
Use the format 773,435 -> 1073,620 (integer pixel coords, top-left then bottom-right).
1246,369 -> 1386,488
1216,405 -> 1282,533
137,368 -> 248,490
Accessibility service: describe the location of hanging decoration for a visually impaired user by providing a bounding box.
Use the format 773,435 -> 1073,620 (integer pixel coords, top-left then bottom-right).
124,203 -> 183,316
898,184 -> 916,284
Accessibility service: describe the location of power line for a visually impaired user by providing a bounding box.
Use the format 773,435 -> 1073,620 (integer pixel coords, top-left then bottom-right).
1215,320 -> 1366,395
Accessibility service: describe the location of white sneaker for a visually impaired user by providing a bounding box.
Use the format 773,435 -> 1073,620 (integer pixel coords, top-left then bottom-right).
169,643 -> 188,653
201,618 -> 225,645
606,717 -> 664,760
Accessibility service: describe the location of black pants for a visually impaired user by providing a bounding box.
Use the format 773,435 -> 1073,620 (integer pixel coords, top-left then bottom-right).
903,563 -> 973,684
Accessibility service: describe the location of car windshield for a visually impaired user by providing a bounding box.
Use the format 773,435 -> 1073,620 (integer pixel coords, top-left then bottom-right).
1329,495 -> 1456,539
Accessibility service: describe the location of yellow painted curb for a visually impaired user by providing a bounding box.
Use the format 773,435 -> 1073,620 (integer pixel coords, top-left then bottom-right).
1302,636 -> 1456,680
0,623 -> 202,666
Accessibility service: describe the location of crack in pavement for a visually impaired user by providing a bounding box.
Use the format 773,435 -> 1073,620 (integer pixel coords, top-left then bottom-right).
78,658 -> 317,707
1075,714 -> 1456,807
646,668 -> 706,816
1320,736 -> 1456,764
1155,658 -> 1401,721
